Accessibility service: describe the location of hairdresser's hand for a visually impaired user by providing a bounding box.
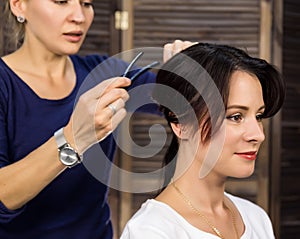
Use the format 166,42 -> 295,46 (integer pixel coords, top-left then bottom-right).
163,40 -> 198,62
64,77 -> 131,154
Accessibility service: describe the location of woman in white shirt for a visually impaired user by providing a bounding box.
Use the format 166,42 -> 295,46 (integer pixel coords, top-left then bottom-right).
121,43 -> 285,239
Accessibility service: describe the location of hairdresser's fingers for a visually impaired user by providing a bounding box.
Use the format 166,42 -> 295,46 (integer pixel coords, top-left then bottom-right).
172,40 -> 198,54
70,96 -> 128,154
183,40 -> 198,49
87,77 -> 131,99
163,40 -> 199,62
68,77 -> 130,154
99,97 -> 127,120
163,39 -> 187,62
97,107 -> 127,142
95,87 -> 129,111
163,42 -> 174,63
172,39 -> 186,54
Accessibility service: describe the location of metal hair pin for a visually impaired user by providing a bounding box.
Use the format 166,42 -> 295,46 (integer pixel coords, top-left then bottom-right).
122,52 -> 160,81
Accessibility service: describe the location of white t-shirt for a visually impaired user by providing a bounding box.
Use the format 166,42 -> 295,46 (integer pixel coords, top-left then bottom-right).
120,193 -> 275,239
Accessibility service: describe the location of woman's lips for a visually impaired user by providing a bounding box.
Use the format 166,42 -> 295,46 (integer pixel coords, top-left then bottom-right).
235,151 -> 257,161
63,31 -> 83,43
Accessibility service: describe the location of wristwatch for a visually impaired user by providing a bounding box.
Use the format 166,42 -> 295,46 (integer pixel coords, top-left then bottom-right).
54,128 -> 82,168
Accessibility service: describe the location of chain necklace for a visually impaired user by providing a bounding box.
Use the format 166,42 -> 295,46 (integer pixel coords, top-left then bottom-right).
172,182 -> 239,239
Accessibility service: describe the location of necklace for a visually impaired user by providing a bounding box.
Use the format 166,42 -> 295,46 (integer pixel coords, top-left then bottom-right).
172,182 -> 239,239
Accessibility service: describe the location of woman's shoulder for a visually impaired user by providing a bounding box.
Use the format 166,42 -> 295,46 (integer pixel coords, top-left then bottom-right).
127,199 -> 178,224
226,192 -> 272,223
226,193 -> 264,211
226,193 -> 275,238
0,58 -> 16,97
122,199 -> 185,235
121,199 -> 191,239
0,57 -> 13,77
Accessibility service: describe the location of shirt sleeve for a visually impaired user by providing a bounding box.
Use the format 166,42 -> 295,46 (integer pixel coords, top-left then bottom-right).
0,80 -> 9,168
0,201 -> 26,223
0,79 -> 26,223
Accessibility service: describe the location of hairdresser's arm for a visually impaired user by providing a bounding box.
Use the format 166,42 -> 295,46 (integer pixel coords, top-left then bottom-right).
0,137 -> 65,212
0,77 -> 130,214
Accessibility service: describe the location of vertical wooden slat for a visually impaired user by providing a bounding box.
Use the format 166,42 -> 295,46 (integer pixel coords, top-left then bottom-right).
260,0 -> 272,60
270,0 -> 283,237
110,0 -> 122,55
280,0 -> 300,237
257,0 -> 272,213
117,0 -> 134,235
118,120 -> 134,236
121,0 -> 134,51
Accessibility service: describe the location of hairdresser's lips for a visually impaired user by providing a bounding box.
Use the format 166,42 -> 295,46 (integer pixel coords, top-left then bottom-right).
63,31 -> 84,43
235,151 -> 257,161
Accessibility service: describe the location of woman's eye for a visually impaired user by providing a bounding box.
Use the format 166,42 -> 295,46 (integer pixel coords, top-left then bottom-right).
256,113 -> 264,122
81,1 -> 94,7
226,114 -> 243,123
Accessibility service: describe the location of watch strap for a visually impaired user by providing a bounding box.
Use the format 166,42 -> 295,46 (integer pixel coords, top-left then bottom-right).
54,128 -> 67,149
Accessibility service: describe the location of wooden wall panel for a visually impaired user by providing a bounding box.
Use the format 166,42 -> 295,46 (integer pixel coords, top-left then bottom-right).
133,0 -> 260,56
280,0 -> 300,237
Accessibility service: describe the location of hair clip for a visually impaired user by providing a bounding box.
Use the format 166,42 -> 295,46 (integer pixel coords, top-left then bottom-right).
122,52 -> 160,82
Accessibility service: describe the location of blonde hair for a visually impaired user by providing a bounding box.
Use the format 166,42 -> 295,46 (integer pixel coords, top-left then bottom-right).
4,1 -> 25,50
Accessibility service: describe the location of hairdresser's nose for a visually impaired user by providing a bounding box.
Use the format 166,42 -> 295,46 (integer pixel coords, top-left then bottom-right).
243,117 -> 265,144
69,2 -> 86,24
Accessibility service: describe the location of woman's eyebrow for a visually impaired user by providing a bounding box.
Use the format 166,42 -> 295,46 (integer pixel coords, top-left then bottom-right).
226,105 -> 265,111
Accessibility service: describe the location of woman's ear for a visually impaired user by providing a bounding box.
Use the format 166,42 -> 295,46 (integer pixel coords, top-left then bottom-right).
9,0 -> 26,18
170,123 -> 189,140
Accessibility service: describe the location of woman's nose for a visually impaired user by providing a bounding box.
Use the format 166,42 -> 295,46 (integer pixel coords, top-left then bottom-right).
69,2 -> 86,23
243,118 -> 265,143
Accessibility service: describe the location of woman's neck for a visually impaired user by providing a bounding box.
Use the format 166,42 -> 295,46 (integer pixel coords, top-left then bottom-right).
174,171 -> 226,213
172,142 -> 227,212
2,46 -> 76,100
13,45 -> 70,80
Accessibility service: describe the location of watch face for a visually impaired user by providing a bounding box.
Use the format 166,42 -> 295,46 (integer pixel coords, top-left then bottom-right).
60,146 -> 79,166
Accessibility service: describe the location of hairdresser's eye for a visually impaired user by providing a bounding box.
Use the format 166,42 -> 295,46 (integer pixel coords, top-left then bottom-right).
226,113 -> 243,123
54,0 -> 68,5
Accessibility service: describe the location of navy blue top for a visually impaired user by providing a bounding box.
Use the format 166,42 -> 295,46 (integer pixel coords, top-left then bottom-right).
0,54 -> 157,239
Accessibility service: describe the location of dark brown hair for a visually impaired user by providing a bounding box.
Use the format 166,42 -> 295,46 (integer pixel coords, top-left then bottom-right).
152,42 -> 286,186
